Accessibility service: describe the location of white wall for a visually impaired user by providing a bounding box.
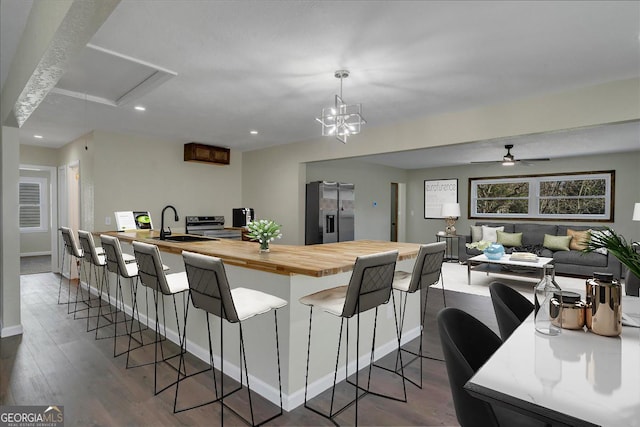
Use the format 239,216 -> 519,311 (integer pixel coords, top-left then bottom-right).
243,78 -> 640,244
58,132 -> 94,230
91,131 -> 243,232
1,126 -> 22,337
305,159 -> 407,241
20,144 -> 59,167
405,150 -> 640,244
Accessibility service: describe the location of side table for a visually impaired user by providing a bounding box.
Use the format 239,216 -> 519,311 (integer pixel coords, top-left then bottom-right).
435,232 -> 460,262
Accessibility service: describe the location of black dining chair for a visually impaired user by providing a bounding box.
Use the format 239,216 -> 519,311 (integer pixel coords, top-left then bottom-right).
437,307 -> 547,427
489,281 -> 534,341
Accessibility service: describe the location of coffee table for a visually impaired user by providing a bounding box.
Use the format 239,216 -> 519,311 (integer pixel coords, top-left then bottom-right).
467,253 -> 554,286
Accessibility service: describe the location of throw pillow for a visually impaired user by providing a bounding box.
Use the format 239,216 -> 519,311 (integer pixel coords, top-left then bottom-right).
470,225 -> 483,242
543,234 -> 572,251
497,231 -> 523,247
567,228 -> 591,251
481,225 -> 504,243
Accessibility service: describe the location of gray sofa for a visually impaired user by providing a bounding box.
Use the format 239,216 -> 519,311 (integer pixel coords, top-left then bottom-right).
457,222 -> 622,279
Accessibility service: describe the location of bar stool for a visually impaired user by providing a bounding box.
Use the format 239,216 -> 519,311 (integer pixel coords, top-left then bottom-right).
299,250 -> 405,425
131,241 -> 189,395
386,241 -> 446,388
58,227 -> 84,314
58,227 -> 91,315
176,251 -> 287,426
100,234 -> 144,357
78,230 -> 115,336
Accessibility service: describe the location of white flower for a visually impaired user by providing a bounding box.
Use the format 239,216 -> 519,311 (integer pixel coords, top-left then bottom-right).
246,219 -> 282,245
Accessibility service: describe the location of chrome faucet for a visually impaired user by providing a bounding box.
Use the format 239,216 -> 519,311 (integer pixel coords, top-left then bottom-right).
160,205 -> 179,240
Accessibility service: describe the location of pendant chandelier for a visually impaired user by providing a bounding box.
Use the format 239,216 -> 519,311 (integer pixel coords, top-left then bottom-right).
316,70 -> 366,144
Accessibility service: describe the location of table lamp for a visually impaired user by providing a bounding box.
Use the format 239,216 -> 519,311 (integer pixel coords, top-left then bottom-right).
441,202 -> 461,235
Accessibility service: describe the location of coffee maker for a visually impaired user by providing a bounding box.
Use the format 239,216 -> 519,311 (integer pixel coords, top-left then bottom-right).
232,208 -> 255,227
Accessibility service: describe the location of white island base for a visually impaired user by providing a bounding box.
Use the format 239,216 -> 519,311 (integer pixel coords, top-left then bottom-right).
100,233 -> 421,411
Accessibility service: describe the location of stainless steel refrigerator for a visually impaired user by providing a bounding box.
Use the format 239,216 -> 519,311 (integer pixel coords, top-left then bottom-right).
305,181 -> 355,245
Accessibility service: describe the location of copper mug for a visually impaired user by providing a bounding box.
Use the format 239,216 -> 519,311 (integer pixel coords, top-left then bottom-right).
551,291 -> 586,330
585,272 -> 622,337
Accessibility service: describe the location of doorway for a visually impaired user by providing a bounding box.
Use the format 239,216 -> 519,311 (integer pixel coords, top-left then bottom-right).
390,183 -> 406,242
58,161 -> 81,278
391,183 -> 398,241
18,164 -> 58,275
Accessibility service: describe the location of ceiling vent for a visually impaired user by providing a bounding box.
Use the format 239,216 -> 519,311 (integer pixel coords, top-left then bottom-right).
51,43 -> 176,107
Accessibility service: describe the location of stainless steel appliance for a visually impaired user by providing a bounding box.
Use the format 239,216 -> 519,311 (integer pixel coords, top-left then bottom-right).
232,208 -> 254,227
185,216 -> 242,240
305,181 -> 355,245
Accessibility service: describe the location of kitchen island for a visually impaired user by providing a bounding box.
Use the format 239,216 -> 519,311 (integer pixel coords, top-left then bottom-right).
100,230 -> 421,410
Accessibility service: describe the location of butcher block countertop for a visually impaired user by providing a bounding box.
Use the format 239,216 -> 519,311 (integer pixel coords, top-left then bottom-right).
100,230 -> 420,277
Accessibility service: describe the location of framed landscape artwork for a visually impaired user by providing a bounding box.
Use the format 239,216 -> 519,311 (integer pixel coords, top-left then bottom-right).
424,179 -> 458,219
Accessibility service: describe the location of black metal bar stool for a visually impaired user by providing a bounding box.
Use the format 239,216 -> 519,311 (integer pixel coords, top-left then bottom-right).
299,250 -> 405,426
385,241 -> 446,388
130,241 -> 189,395
176,251 -> 287,426
100,234 -> 144,357
58,226 -> 81,307
59,226 -> 95,316
78,230 -> 116,337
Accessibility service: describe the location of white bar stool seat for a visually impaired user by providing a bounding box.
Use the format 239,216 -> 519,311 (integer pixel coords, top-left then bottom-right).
231,287 -> 287,320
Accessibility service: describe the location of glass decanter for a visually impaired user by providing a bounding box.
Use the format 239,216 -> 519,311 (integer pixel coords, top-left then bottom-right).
534,264 -> 562,335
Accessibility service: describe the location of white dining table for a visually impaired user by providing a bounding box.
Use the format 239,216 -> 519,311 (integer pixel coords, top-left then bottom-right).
465,297 -> 640,427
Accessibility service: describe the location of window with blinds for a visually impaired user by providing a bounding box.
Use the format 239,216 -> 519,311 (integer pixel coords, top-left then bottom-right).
19,177 -> 48,232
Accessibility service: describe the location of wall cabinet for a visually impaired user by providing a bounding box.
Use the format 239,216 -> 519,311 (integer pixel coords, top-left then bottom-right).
184,143 -> 230,165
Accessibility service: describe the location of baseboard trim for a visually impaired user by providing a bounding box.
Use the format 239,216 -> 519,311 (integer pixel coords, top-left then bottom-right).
20,251 -> 52,257
83,279 -> 420,411
1,324 -> 24,338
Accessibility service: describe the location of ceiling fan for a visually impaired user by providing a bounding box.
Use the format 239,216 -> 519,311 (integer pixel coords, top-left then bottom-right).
472,144 -> 551,166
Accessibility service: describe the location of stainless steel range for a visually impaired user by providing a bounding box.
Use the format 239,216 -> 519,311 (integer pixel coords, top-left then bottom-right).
185,216 -> 242,240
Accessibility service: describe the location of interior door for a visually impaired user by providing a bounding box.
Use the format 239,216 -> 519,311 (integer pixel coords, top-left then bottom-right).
58,162 -> 81,278
390,183 -> 398,242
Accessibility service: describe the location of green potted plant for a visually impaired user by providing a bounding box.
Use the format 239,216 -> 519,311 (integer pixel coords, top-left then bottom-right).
585,227 -> 640,280
246,219 -> 282,252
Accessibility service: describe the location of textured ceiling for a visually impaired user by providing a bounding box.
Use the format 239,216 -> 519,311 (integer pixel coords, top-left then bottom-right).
2,0 -> 639,167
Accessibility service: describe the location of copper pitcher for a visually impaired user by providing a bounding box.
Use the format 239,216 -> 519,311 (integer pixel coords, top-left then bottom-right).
586,272 -> 622,337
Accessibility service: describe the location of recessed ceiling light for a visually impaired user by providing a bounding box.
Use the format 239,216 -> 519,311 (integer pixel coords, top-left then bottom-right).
250,130 -> 258,135
134,105 -> 146,111
34,135 -> 43,139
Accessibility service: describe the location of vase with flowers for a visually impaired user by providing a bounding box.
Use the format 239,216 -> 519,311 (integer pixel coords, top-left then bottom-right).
246,219 -> 282,253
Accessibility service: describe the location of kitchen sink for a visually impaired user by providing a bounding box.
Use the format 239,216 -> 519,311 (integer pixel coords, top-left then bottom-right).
152,235 -> 218,243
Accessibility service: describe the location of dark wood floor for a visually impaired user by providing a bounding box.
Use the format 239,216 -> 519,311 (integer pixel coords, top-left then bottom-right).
0,272 -> 500,426
20,255 -> 52,275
